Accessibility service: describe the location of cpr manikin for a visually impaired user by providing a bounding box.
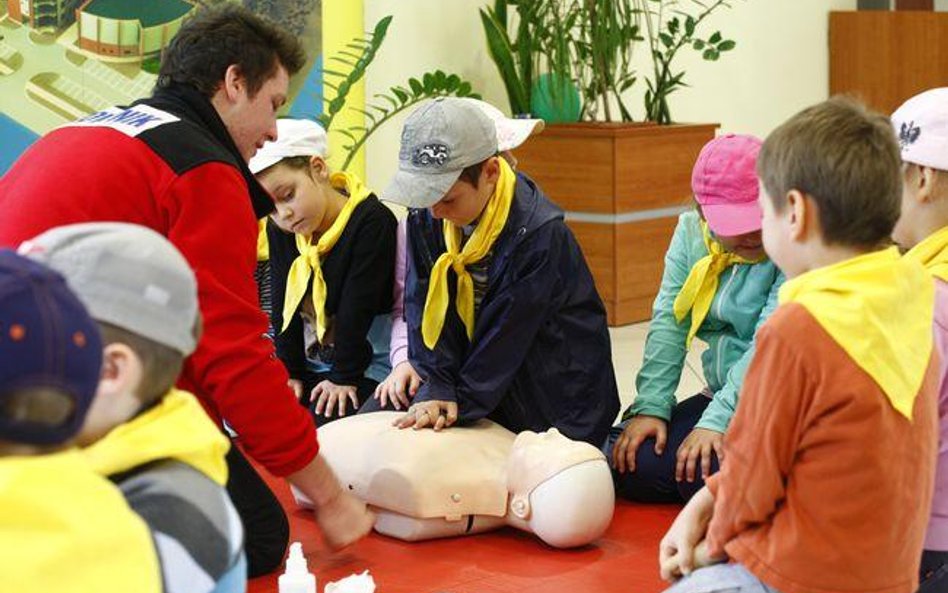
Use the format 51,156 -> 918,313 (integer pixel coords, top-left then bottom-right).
293,412 -> 615,548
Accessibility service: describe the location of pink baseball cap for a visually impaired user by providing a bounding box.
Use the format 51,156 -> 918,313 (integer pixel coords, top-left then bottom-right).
691,133 -> 763,237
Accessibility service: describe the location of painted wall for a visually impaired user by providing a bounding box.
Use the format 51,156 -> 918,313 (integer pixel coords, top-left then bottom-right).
362,0 -> 859,191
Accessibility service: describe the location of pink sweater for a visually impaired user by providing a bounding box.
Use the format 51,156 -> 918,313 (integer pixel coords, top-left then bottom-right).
928,280 -> 948,551
389,219 -> 410,368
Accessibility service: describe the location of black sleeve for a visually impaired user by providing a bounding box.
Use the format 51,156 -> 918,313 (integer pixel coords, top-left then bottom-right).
328,206 -> 397,385
266,219 -> 307,379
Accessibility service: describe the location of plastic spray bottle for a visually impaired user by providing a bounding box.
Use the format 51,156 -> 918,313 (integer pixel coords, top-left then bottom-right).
278,541 -> 317,593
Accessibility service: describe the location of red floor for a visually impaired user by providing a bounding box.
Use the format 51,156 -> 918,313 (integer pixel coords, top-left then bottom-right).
248,470 -> 679,593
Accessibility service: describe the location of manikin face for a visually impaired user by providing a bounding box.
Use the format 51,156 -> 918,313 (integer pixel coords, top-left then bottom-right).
506,429 -> 614,548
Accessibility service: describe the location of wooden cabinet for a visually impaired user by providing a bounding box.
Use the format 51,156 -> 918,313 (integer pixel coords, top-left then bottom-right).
830,11 -> 948,114
515,122 -> 717,325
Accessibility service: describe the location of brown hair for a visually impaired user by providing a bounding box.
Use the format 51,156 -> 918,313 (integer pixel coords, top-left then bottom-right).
157,4 -> 306,99
757,97 -> 902,248
458,159 -> 490,187
98,319 -> 201,405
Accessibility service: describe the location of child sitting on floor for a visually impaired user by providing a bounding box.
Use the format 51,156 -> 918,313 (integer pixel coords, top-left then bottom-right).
604,134 -> 784,503
22,223 -> 246,593
891,87 -> 948,592
251,119 -> 397,425
0,250 -> 161,593
658,97 -> 939,593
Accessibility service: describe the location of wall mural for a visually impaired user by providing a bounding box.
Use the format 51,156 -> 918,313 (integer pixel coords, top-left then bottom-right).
0,0 -> 329,173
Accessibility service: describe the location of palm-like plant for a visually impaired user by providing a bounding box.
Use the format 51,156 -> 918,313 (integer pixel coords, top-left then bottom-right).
317,16 -> 481,171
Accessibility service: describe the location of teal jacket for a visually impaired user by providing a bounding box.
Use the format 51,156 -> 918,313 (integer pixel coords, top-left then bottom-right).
625,210 -> 784,433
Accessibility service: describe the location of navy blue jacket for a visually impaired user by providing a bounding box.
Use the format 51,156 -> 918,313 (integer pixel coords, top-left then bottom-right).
405,173 -> 620,446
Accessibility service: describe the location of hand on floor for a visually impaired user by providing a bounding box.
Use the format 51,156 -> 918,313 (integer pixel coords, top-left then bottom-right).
613,415 -> 668,473
675,428 -> 724,483
374,362 -> 422,410
312,380 -> 359,418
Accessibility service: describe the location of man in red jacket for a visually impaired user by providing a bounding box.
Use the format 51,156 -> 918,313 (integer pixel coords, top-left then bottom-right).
0,5 -> 373,575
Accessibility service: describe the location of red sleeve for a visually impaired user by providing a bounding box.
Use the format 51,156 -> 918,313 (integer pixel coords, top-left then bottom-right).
705,311 -> 805,556
163,163 -> 318,476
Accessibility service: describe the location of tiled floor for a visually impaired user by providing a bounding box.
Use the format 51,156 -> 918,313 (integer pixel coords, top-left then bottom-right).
609,322 -> 708,415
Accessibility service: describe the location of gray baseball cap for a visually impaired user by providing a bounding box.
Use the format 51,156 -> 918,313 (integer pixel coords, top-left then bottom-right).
383,97 -> 498,209
18,222 -> 199,356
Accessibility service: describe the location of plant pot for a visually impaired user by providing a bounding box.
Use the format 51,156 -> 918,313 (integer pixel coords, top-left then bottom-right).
514,121 -> 718,326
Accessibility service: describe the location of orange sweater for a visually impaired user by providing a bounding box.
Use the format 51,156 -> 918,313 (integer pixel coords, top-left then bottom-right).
707,302 -> 939,593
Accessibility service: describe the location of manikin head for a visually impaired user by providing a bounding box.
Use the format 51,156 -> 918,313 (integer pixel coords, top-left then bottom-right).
504,428 -> 614,548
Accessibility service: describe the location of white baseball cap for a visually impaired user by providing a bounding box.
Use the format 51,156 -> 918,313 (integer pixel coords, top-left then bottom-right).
461,98 -> 545,152
249,118 -> 329,174
892,88 -> 948,172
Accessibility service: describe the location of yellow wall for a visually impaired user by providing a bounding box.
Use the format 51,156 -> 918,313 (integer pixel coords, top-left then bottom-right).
362,0 -> 858,191
322,0 -> 365,178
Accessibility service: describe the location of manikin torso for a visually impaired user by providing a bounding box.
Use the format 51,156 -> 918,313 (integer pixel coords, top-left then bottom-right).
295,412 -> 615,548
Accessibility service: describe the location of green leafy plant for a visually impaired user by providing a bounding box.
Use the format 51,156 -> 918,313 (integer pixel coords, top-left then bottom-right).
573,0 -> 642,121
637,0 -> 738,124
480,0 -> 739,124
317,16 -> 481,170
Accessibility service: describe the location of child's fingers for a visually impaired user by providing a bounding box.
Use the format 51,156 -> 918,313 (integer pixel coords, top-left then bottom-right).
409,374 -> 421,395
393,411 -> 415,428
675,447 -> 689,482
686,446 -> 701,482
413,408 -> 433,430
701,444 -> 713,480
323,393 -> 336,417
346,390 -> 359,413
654,425 -> 668,456
433,414 -> 446,431
444,402 -> 458,427
712,437 -> 725,463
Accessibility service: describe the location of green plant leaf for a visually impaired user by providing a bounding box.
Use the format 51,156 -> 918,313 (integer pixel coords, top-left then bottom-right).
709,31 -> 722,44
659,33 -> 674,48
409,77 -> 424,96
717,40 -> 736,51
392,87 -> 409,102
457,81 -> 472,96
423,72 -> 435,93
685,16 -> 696,37
692,39 -> 705,50
446,74 -> 460,91
480,6 -> 530,114
329,56 -> 356,67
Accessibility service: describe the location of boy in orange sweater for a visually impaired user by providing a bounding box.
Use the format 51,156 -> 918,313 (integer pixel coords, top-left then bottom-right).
658,98 -> 939,593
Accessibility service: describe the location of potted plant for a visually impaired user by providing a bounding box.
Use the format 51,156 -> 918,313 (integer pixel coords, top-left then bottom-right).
480,0 -> 738,325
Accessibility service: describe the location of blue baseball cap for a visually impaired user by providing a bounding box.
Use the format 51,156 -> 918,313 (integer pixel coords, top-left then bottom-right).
0,250 -> 103,445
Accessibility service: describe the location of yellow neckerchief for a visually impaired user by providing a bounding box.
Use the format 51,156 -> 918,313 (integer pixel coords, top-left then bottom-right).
0,450 -> 161,593
779,247 -> 934,419
281,171 -> 373,336
905,225 -> 948,282
422,158 -> 517,349
256,218 -> 269,261
673,220 -> 762,348
83,389 -> 230,486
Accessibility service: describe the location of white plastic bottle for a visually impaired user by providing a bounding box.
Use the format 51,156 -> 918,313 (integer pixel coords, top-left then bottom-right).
278,541 -> 317,593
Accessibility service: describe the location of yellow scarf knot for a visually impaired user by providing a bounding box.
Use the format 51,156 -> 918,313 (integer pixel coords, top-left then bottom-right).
905,225 -> 948,282
673,220 -> 760,348
421,159 -> 517,349
281,171 -> 373,338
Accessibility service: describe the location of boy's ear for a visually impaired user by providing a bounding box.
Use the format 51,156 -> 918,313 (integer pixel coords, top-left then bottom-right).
786,189 -> 809,242
483,156 -> 502,185
98,343 -> 141,395
917,165 -> 939,204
